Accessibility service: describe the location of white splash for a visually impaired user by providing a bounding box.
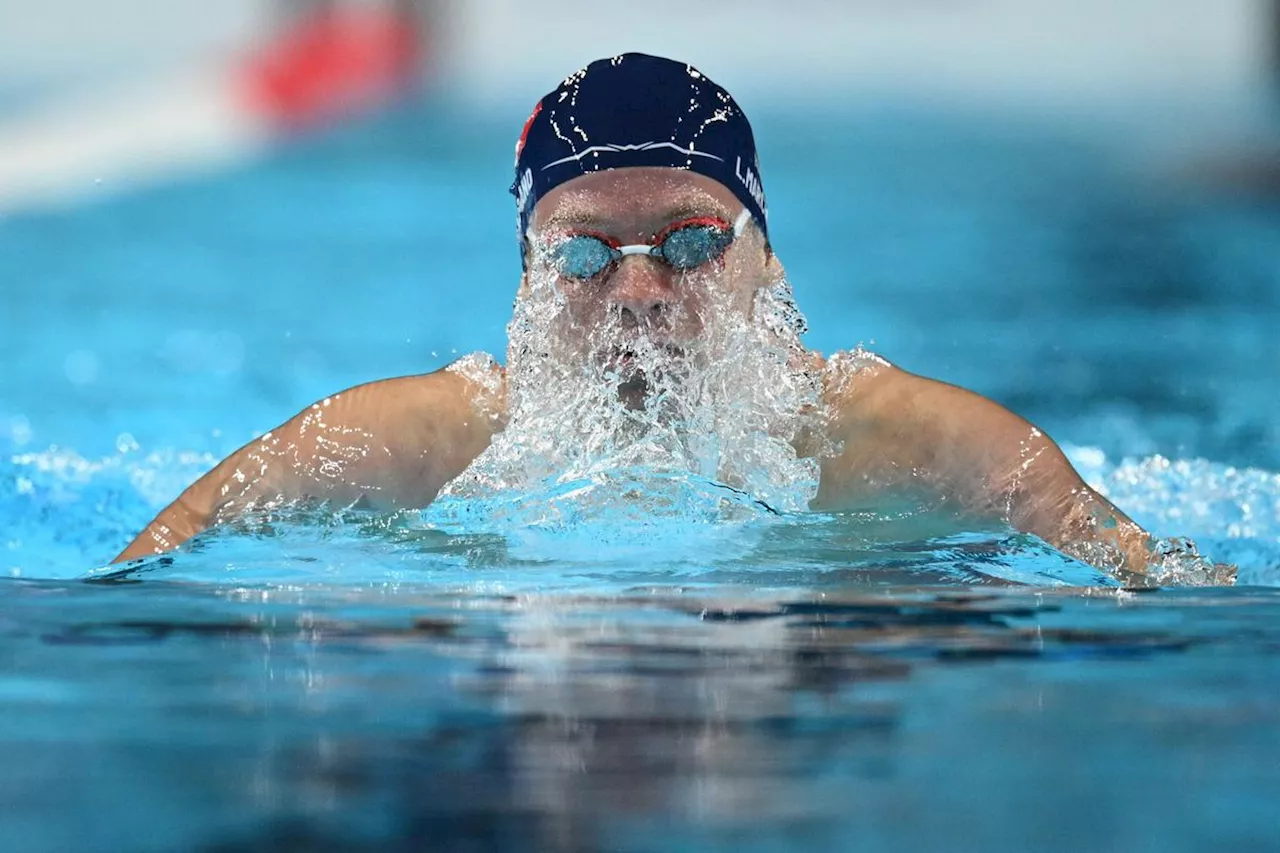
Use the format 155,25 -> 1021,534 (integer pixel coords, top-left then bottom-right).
1067,446 -> 1280,586
440,259 -> 823,526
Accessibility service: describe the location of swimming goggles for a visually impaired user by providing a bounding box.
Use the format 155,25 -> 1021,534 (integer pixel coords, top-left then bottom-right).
536,209 -> 752,280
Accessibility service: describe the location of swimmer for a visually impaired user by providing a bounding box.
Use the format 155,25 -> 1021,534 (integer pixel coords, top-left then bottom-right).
114,53 -> 1227,585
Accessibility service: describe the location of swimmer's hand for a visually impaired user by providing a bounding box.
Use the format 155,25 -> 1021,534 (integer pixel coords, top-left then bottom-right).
1144,537 -> 1238,587
112,361 -> 505,563
813,351 -> 1208,585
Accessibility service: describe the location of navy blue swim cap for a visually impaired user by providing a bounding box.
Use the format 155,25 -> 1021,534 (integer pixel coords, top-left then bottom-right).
511,53 -> 768,262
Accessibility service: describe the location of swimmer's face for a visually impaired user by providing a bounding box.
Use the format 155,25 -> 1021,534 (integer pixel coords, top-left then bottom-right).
522,168 -> 778,362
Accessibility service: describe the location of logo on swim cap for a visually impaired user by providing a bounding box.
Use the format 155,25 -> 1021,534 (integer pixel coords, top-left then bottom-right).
514,101 -> 542,166
510,53 -> 768,264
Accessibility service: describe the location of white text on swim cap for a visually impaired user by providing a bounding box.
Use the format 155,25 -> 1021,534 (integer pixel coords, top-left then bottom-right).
514,168 -> 534,215
734,156 -> 767,221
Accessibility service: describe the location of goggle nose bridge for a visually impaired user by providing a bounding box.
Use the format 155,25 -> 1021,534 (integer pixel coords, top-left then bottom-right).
611,209 -> 751,258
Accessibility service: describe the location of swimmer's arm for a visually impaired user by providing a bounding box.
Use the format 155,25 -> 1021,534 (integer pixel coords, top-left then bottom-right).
815,357 -> 1156,582
112,366 -> 504,563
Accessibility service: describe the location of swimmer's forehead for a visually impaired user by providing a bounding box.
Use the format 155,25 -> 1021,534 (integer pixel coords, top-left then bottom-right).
530,167 -> 743,233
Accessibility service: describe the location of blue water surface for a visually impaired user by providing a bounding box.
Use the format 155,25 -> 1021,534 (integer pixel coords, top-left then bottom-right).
1,102 -> 1279,852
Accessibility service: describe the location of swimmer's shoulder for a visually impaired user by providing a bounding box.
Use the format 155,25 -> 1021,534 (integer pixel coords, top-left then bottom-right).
261,352 -> 506,507
813,348 -> 1008,509
817,346 -> 1037,454
324,352 -> 507,445
816,347 -> 902,430
111,354 -> 509,561
813,346 -> 1004,481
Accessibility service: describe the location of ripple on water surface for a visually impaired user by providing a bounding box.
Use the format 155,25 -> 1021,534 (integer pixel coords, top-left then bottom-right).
2,423 -> 1278,852
2,433 -> 1279,853
3,430 -> 1276,586
2,575 -> 1279,853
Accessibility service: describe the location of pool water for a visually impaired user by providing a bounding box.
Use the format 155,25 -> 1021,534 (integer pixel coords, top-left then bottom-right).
2,103 -> 1279,851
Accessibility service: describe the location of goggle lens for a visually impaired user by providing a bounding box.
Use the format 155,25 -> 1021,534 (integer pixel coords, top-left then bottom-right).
553,235 -> 618,278
656,224 -> 734,270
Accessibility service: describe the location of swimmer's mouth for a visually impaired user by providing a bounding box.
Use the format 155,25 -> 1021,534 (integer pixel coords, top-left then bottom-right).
601,343 -> 686,374
616,372 -> 649,409
600,344 -> 686,410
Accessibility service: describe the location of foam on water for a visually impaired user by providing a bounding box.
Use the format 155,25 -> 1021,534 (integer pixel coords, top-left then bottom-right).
1,441 -> 217,580
4,427 -> 1277,587
1068,446 -> 1280,587
426,469 -> 775,566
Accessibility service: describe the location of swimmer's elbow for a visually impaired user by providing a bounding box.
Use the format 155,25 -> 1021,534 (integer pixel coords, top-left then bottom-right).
995,440 -> 1155,581
112,442 -> 258,563
112,491 -> 216,563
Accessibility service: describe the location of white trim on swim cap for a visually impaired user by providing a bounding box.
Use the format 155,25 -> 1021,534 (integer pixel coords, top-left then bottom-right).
540,141 -> 725,171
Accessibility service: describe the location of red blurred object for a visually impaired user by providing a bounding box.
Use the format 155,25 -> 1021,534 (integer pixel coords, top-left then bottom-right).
514,101 -> 542,162
240,5 -> 422,129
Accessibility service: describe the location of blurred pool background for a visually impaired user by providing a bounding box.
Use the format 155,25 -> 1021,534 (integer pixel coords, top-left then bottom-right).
1,2 -> 1279,851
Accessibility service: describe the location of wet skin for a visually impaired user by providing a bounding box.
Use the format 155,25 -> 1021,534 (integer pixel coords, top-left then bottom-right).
116,168 -> 1205,584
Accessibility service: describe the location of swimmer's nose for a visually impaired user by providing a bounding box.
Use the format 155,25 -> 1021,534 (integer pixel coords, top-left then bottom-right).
608,256 -> 672,327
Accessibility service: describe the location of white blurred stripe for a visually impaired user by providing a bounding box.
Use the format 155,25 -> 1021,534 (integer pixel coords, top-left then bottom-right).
0,0 -> 267,94
440,0 -> 1270,108
0,69 -> 268,216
